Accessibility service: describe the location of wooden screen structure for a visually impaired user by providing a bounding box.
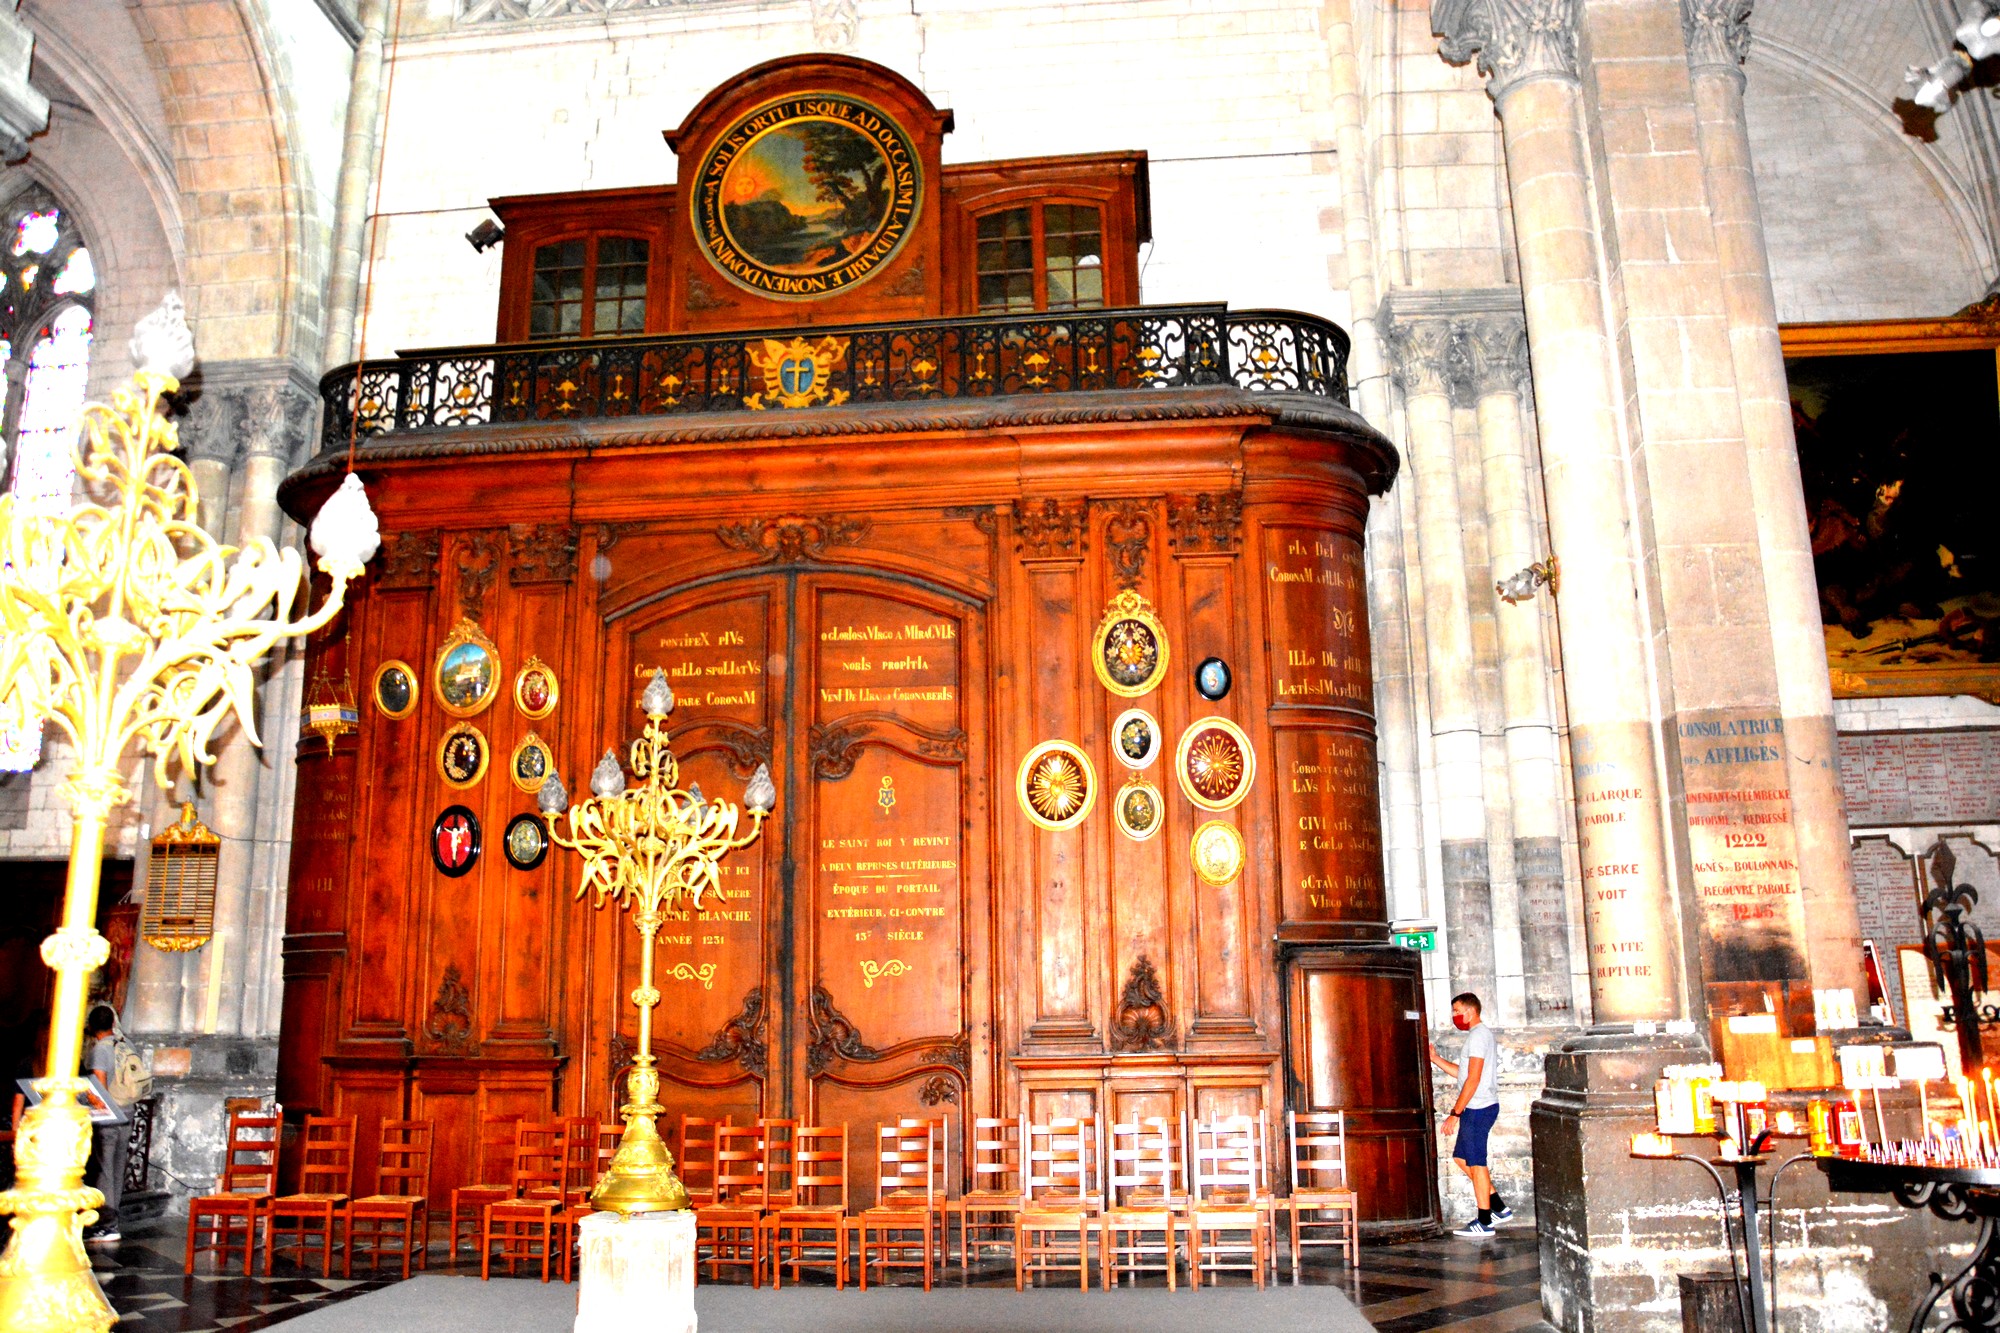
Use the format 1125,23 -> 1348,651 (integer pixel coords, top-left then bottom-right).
141,802 -> 219,953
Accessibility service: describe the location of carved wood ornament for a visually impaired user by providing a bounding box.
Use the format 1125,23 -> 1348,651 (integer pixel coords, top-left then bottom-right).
695,988 -> 769,1077
1096,498 -> 1155,588
423,964 -> 474,1055
456,532 -> 500,620
507,523 -> 581,584
1108,954 -> 1174,1052
1166,491 -> 1244,553
1012,497 -> 1087,559
806,984 -> 884,1076
377,530 -> 443,589
716,515 -> 871,564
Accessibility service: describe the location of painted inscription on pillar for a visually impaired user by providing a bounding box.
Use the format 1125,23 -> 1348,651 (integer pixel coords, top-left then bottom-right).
1275,727 -> 1385,925
812,589 -> 965,1048
1679,709 -> 1809,985
1571,720 -> 1680,1021
1261,526 -> 1370,710
628,592 -> 773,1043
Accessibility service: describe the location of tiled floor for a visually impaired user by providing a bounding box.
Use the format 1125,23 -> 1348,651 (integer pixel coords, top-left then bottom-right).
80,1219 -> 1551,1332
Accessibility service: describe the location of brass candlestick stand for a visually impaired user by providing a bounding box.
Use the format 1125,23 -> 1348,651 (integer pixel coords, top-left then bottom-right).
0,296 -> 378,1333
540,670 -> 773,1212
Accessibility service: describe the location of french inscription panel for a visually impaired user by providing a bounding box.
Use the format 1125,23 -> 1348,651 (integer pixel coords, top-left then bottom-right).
1273,726 -> 1385,925
814,589 -> 960,732
1838,729 -> 2000,827
1260,524 -> 1370,712
1679,709 -> 1808,985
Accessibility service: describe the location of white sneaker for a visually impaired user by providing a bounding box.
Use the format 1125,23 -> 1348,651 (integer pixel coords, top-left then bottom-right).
1491,1205 -> 1515,1225
1453,1221 -> 1496,1238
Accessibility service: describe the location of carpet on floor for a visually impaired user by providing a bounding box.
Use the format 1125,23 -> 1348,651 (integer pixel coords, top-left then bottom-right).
267,1272 -> 1376,1333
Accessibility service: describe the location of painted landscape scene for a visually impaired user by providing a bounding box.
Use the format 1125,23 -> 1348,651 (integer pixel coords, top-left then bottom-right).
721,118 -> 894,275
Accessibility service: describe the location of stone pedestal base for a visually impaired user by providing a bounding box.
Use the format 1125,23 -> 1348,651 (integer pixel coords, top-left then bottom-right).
574,1209 -> 696,1333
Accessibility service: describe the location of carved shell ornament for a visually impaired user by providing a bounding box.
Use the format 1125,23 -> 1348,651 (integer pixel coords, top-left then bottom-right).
1017,739 -> 1097,831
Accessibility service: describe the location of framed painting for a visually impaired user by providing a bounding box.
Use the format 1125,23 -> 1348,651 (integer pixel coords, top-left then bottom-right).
371,660 -> 418,720
434,618 -> 501,718
1784,310 -> 2000,704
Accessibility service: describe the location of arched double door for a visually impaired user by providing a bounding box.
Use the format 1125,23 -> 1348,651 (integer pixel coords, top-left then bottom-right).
593,564 -> 990,1196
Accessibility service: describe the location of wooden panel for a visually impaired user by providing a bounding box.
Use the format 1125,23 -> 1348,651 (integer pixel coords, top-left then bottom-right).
1022,560 -> 1093,1041
1178,555 -> 1254,1031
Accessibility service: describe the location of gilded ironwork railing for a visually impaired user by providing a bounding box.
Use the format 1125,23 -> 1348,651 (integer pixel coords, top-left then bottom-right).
316,304 -> 1350,443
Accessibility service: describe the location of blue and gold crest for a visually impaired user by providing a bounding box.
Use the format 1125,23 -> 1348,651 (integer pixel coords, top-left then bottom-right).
745,335 -> 852,410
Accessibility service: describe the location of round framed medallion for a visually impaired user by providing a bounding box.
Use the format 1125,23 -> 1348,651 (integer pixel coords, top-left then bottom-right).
1191,819 -> 1245,886
511,730 -> 553,794
1016,739 -> 1098,832
503,813 -> 549,871
438,721 -> 490,790
1114,776 -> 1165,841
434,619 -> 500,718
431,805 -> 481,878
514,656 -> 559,720
1195,656 -> 1233,702
1092,590 -> 1171,698
1112,707 -> 1160,769
1175,716 -> 1256,812
692,93 -> 922,299
371,660 -> 418,720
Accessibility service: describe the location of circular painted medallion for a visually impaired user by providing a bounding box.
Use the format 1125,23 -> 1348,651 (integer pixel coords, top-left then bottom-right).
372,660 -> 417,720
1195,656 -> 1233,702
1112,707 -> 1160,769
434,618 -> 500,719
514,656 -> 559,720
1175,716 -> 1256,812
1115,776 -> 1165,842
511,730 -> 553,794
693,93 -> 921,299
438,721 -> 490,790
1191,819 -> 1245,886
1091,590 -> 1171,698
503,813 -> 549,871
432,805 -> 481,879
1016,739 -> 1098,832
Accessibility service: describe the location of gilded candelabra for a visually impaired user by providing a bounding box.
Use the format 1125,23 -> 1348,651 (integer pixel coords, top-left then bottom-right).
0,296 -> 379,1333
539,670 -> 774,1212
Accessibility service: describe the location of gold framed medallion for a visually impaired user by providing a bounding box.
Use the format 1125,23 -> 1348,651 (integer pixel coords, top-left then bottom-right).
1175,716 -> 1256,812
514,655 -> 559,720
1016,739 -> 1097,831
1114,776 -> 1164,841
434,618 -> 501,719
438,720 -> 490,789
372,659 -> 418,720
1191,819 -> 1245,886
511,730 -> 554,794
1091,590 -> 1170,698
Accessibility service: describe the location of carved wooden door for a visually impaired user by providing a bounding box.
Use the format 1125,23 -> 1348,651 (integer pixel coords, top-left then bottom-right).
605,567 -> 987,1198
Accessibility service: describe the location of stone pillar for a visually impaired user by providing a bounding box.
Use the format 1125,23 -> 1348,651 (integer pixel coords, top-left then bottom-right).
1436,0 -> 1685,1025
0,1 -> 49,162
573,1210 -> 697,1333
1465,308 -> 1575,1024
1683,0 -> 1863,999
323,0 -> 390,366
1382,305 -> 1495,1005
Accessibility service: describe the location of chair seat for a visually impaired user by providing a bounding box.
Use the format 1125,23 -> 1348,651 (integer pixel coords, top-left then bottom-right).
769,1206 -> 846,1224
1291,1188 -> 1358,1205
274,1193 -> 347,1206
353,1194 -> 424,1207
490,1199 -> 557,1215
194,1192 -> 271,1207
958,1189 -> 1023,1205
696,1204 -> 764,1221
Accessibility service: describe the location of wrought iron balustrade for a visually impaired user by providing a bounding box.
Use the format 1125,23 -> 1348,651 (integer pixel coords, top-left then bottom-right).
316,304 -> 1350,444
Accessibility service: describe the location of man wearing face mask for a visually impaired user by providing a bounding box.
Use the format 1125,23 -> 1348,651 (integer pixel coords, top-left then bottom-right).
1428,992 -> 1511,1237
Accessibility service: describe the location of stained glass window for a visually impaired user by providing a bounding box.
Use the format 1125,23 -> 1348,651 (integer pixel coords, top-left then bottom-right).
0,187 -> 95,772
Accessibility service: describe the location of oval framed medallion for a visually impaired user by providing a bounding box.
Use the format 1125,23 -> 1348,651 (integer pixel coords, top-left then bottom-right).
1016,739 -> 1097,831
372,659 -> 418,720
1115,776 -> 1165,842
503,813 -> 549,871
514,655 -> 559,720
434,618 -> 501,719
432,805 -> 481,879
1191,819 -> 1246,886
438,721 -> 490,790
511,730 -> 553,794
1195,656 -> 1233,702
1092,590 -> 1170,698
693,93 -> 922,299
1176,716 -> 1256,812
1112,707 -> 1160,769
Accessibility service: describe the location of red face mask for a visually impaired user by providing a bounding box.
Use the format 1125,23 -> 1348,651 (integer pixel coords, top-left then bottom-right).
1452,1013 -> 1471,1031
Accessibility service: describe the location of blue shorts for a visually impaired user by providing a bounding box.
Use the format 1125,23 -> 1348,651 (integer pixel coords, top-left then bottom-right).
1454,1103 -> 1500,1167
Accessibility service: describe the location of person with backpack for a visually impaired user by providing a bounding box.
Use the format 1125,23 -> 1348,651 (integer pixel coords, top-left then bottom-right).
82,1003 -> 148,1243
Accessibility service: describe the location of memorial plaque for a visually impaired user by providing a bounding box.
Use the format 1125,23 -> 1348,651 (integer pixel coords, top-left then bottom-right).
1261,525 -> 1369,711
1837,729 -> 2000,827
1274,727 -> 1384,925
1851,837 -> 1919,1024
814,589 -> 959,732
1679,708 -> 1809,985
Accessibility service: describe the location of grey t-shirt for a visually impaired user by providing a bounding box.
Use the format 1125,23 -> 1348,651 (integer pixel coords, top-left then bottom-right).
1459,1023 -> 1500,1110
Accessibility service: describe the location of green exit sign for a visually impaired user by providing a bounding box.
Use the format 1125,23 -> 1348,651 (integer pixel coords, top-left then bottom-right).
1394,930 -> 1436,952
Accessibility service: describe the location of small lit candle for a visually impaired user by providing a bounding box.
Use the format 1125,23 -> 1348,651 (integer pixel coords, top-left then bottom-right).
1631,1132 -> 1675,1158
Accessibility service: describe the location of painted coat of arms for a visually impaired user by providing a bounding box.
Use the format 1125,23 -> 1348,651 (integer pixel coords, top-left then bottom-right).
745,335 -> 851,410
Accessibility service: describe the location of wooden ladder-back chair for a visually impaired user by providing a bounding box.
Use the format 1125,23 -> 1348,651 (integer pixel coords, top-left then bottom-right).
748,1117 -> 799,1210
948,1116 -> 1020,1267
761,1123 -> 848,1289
1187,1117 -> 1268,1288
266,1114 -> 356,1275
892,1116 -> 949,1260
450,1112 -> 521,1256
185,1109 -> 280,1273
1014,1116 -> 1100,1291
481,1122 -> 563,1282
1284,1110 -> 1361,1271
853,1120 -> 938,1290
1101,1116 -> 1185,1290
695,1122 -> 767,1284
676,1114 -> 727,1207
346,1119 -> 432,1278
557,1116 -> 600,1195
